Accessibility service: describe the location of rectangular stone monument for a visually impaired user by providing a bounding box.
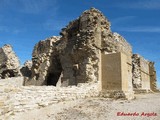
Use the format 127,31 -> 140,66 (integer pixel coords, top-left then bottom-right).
101,52 -> 134,100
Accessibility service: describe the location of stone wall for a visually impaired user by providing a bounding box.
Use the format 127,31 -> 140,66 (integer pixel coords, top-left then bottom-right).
0,44 -> 21,79
149,62 -> 158,92
26,8 -> 133,87
25,36 -> 63,86
59,8 -> 132,86
23,8 -> 157,96
132,54 -> 151,91
101,52 -> 134,100
20,60 -> 32,78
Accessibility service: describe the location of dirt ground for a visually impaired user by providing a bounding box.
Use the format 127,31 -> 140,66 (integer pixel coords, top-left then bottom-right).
10,93 -> 160,120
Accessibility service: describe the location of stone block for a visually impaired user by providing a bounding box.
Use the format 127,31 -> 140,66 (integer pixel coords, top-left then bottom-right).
101,52 -> 134,100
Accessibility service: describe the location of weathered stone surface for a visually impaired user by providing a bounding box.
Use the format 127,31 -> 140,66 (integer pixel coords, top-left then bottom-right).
0,44 -> 21,79
149,62 -> 158,92
25,36 -> 63,86
59,8 -> 132,86
0,79 -> 99,119
132,54 -> 151,91
23,8 -> 157,97
20,60 -> 32,78
132,54 -> 141,88
101,52 -> 134,100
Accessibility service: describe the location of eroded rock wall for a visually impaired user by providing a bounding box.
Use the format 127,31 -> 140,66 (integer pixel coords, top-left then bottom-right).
20,60 -> 32,78
149,62 -> 158,92
25,36 -> 63,86
132,54 -> 151,90
59,8 -> 106,86
60,8 -> 132,86
0,44 -> 21,79
26,8 -> 133,87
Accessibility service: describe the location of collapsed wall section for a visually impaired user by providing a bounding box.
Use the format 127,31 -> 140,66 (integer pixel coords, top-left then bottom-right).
0,44 -> 21,79
149,62 -> 158,92
25,36 -> 63,86
20,60 -> 32,78
132,54 -> 151,92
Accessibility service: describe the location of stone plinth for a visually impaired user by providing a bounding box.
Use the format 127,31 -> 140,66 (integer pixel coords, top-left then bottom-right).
101,52 -> 134,100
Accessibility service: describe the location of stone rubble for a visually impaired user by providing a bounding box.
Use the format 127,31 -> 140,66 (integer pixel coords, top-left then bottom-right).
0,78 -> 99,120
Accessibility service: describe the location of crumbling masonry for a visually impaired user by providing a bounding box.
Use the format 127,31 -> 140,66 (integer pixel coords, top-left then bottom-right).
0,44 -> 21,79
0,8 -> 158,99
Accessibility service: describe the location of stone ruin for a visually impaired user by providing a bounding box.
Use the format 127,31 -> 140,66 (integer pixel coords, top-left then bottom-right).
20,60 -> 32,78
0,8 -> 159,99
0,44 -> 21,79
149,62 -> 158,92
132,54 -> 158,92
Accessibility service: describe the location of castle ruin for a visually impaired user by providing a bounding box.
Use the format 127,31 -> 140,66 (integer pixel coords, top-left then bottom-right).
0,8 -> 158,100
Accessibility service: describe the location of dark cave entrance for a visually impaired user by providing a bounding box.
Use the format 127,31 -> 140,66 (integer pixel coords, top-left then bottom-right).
47,72 -> 61,86
46,55 -> 62,86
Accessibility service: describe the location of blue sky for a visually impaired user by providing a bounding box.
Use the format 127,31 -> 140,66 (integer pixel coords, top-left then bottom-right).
0,0 -> 159,88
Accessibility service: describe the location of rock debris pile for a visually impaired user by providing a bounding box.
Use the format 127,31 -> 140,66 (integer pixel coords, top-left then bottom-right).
0,78 -> 99,119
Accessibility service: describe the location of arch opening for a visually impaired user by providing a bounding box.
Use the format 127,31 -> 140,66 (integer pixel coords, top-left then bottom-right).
46,55 -> 62,86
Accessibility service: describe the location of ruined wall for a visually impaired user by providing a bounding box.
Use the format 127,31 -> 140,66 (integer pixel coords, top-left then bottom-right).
59,8 -> 108,86
149,62 -> 157,92
25,36 -> 63,86
112,33 -> 133,91
132,54 -> 150,90
26,8 -> 133,87
20,60 -> 32,78
0,44 -> 21,79
27,8 -> 134,90
60,8 -> 132,86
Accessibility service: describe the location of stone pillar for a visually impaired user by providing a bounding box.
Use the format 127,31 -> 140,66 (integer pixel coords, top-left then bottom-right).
101,52 -> 134,100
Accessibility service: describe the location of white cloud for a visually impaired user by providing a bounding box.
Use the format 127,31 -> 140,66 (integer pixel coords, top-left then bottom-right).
111,16 -> 136,26
117,26 -> 160,33
43,18 -> 71,31
0,25 -> 25,34
20,0 -> 58,13
0,0 -> 58,14
117,0 -> 160,10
